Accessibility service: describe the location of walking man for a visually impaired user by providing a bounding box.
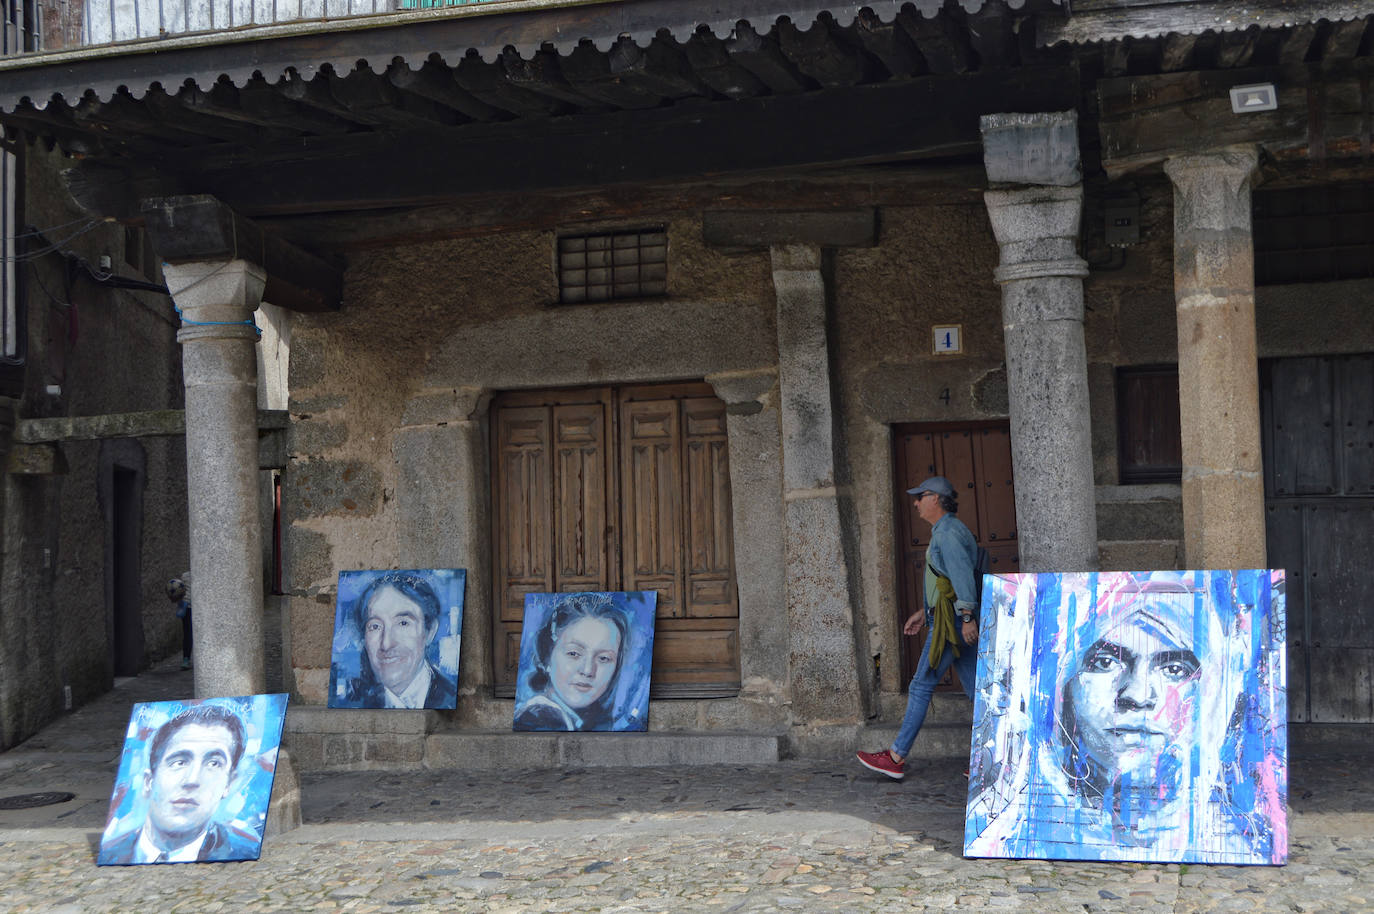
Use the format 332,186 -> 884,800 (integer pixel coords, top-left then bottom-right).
857,476 -> 981,780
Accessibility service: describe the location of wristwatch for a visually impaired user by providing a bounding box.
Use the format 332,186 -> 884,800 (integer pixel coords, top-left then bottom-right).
960,612 -> 974,624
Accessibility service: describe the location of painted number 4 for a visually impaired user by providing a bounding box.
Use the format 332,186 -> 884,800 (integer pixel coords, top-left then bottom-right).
933,325 -> 962,355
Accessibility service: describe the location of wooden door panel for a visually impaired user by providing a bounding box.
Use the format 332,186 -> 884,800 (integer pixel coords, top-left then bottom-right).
1264,502 -> 1308,722
1339,355 -> 1374,494
1268,357 -> 1338,496
651,626 -> 740,689
496,406 -> 552,624
621,398 -> 684,619
682,397 -> 737,619
552,402 -> 610,590
973,426 -> 1017,545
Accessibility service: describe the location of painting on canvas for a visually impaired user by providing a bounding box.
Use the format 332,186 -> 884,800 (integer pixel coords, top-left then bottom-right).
965,570 -> 1287,865
328,569 -> 465,710
513,591 -> 658,732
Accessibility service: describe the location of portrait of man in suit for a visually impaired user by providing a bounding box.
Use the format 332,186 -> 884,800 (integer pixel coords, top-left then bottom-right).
99,702 -> 266,865
328,569 -> 465,710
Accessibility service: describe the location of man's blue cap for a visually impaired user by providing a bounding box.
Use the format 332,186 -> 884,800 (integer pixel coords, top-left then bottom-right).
906,476 -> 956,498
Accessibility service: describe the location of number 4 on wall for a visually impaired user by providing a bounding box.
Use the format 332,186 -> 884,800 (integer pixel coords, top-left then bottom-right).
932,324 -> 962,355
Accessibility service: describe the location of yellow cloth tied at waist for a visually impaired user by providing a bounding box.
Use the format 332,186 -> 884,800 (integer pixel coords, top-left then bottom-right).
926,573 -> 961,670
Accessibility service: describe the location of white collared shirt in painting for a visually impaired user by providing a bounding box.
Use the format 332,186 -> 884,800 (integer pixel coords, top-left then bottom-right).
135,826 -> 206,863
384,662 -> 433,709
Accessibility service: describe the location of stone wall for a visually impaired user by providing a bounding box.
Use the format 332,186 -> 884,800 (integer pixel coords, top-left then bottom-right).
0,145 -> 188,748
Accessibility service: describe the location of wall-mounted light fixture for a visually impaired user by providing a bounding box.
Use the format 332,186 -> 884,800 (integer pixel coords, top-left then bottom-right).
1230,83 -> 1277,113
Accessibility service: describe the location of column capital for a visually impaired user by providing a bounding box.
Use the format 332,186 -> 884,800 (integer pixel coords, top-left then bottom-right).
1163,145 -> 1259,185
164,259 -> 267,323
1165,146 -> 1259,234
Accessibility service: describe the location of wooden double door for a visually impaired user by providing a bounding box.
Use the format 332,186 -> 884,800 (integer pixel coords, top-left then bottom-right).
893,421 -> 1019,685
491,382 -> 740,697
1262,353 -> 1374,723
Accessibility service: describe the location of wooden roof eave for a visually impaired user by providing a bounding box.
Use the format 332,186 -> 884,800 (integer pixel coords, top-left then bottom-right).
0,0 -> 1054,113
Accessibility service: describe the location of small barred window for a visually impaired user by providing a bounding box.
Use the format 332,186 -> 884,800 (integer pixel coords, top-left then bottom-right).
557,229 -> 667,304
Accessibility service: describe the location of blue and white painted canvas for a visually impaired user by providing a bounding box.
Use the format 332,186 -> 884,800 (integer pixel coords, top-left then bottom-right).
328,569 -> 465,710
98,694 -> 288,865
513,591 -> 658,732
964,570 -> 1287,865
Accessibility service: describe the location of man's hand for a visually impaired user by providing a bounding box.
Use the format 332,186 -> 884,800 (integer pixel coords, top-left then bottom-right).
902,611 -> 927,636
961,620 -> 978,644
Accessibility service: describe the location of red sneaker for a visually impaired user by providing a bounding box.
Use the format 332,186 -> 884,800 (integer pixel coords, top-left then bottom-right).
856,749 -> 905,780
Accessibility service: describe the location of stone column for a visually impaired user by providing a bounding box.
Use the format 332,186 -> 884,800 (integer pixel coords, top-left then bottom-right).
394,386 -> 493,718
164,260 -> 268,698
771,245 -> 863,741
1164,148 -> 1266,569
705,368 -> 788,720
982,112 -> 1099,573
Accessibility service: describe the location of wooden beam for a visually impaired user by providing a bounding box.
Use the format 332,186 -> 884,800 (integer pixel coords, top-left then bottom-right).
682,29 -> 769,100
899,9 -> 976,76
278,72 -> 380,129
328,65 -> 462,129
1098,60 -> 1374,177
69,65 -> 1079,221
387,58 -> 503,123
14,408 -> 288,443
776,13 -> 877,89
1160,34 -> 1196,73
726,21 -> 812,95
608,35 -> 711,101
1215,29 -> 1259,70
496,47 -> 610,112
141,195 -> 342,313
965,2 -> 1019,71
1323,19 -> 1370,61
558,40 -> 666,109
851,8 -> 924,79
455,51 -> 568,118
259,165 -> 990,250
237,75 -> 355,136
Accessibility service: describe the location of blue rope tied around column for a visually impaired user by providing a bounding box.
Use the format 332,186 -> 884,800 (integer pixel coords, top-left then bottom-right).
173,305 -> 262,339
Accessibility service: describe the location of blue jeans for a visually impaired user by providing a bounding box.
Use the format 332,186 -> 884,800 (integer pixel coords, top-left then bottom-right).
892,632 -> 978,760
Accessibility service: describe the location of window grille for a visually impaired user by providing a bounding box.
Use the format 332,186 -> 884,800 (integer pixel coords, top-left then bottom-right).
1254,184 -> 1374,285
557,229 -> 667,304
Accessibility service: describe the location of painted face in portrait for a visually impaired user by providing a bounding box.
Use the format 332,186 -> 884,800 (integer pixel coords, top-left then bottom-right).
1061,599 -> 1211,822
144,723 -> 235,847
549,616 -> 621,710
363,585 -> 436,695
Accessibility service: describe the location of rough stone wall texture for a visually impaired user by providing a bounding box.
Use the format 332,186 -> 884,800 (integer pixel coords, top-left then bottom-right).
282,216 -> 782,727
0,146 -> 187,748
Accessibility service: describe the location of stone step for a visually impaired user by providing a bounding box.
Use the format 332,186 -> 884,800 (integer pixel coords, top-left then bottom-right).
1098,538 -> 1183,571
1094,484 -> 1183,542
1289,723 -> 1374,753
284,707 -> 781,772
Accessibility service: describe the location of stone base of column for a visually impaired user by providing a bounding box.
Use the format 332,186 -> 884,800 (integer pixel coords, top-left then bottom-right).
265,747 -> 302,839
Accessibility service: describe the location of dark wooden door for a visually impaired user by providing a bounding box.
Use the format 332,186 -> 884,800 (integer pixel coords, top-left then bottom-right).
893,422 -> 1018,686
1262,353 -> 1374,722
492,383 -> 740,698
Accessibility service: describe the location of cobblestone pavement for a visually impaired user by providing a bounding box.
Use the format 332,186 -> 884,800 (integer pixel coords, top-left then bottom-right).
2,665 -> 1373,913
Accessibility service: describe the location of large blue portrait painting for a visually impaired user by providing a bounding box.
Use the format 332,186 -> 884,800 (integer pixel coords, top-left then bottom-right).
964,570 -> 1287,865
97,694 -> 289,865
328,569 -> 465,710
513,591 -> 658,732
